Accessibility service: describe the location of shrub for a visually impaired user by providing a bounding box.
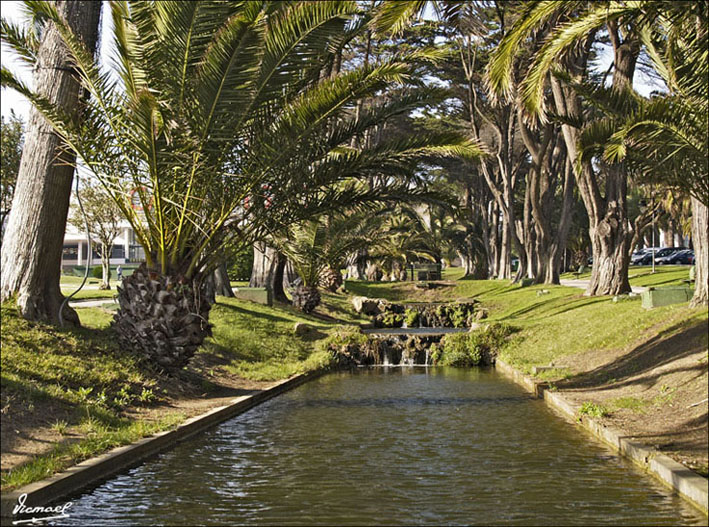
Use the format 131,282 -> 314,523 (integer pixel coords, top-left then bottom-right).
436,333 -> 482,366
227,245 -> 254,280
578,402 -> 609,419
404,308 -> 419,327
381,312 -> 403,328
91,265 -> 103,279
434,323 -> 513,367
449,303 -> 471,328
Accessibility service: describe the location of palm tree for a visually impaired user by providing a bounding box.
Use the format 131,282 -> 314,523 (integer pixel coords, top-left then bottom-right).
275,211 -> 382,312
2,1 -> 483,367
370,209 -> 438,280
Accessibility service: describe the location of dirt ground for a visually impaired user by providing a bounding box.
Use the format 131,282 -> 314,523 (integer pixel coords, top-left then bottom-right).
553,319 -> 709,476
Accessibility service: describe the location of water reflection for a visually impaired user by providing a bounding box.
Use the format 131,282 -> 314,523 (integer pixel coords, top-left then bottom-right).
54,368 -> 706,526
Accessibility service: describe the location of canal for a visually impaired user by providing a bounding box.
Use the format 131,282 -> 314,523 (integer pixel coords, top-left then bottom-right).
57,368 -> 706,525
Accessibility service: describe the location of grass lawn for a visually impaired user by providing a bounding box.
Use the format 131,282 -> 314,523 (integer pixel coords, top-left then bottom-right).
1,291 -> 351,490
560,264 -> 692,287
201,297 -> 338,381
346,265 -> 705,375
0,303 -> 182,490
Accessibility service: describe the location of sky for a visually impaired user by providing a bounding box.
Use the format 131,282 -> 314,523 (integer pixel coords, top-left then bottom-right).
1,0 -> 662,121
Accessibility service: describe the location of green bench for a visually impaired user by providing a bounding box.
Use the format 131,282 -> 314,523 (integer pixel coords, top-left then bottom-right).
572,265 -> 587,279
641,286 -> 693,309
410,263 -> 442,281
233,287 -> 272,306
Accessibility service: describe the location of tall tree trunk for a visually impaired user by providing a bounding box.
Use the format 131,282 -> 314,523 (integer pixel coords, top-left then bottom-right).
0,0 -> 101,325
690,197 -> 708,307
497,218 -> 511,279
214,262 -> 234,297
345,248 -> 367,280
550,28 -> 638,295
249,242 -> 288,302
100,245 -> 111,290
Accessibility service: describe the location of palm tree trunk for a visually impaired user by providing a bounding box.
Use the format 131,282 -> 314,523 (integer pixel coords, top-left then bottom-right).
0,0 -> 101,324
114,264 -> 212,369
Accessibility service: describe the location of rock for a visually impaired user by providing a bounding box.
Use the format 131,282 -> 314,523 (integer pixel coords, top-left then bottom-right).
351,296 -> 381,315
536,289 -> 550,296
474,309 -> 488,320
468,323 -> 483,332
293,322 -> 316,338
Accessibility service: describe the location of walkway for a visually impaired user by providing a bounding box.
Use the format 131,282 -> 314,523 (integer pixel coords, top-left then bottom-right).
559,279 -> 647,294
363,327 -> 472,336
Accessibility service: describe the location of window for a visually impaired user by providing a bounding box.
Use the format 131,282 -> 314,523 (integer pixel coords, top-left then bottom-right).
62,244 -> 78,260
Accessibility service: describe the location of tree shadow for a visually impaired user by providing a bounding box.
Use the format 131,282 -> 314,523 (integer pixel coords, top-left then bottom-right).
558,319 -> 708,392
214,300 -> 292,324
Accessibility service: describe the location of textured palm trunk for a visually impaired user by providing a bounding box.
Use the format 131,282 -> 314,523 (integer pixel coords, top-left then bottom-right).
114,264 -> 212,369
690,197 -> 708,307
320,266 -> 343,292
292,285 -> 321,313
0,0 -> 101,324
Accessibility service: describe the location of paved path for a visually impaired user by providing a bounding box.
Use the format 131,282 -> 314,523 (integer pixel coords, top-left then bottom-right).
363,327 -> 472,336
68,298 -> 117,308
559,279 -> 647,294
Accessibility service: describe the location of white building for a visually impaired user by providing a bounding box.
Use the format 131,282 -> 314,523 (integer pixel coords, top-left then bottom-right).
62,221 -> 145,268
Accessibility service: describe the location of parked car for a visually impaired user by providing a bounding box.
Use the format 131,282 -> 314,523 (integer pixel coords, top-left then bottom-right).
658,249 -> 694,265
630,249 -> 654,265
636,247 -> 687,265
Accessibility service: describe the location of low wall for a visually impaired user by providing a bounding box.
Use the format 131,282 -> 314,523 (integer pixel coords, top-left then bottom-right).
495,359 -> 708,515
0,370 -> 323,519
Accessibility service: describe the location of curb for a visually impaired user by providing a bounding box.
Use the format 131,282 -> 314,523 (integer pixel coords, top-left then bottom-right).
495,359 -> 708,515
1,369 -> 324,519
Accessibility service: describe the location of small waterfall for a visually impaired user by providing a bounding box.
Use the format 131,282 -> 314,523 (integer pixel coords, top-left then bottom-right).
425,349 -> 430,365
382,348 -> 391,366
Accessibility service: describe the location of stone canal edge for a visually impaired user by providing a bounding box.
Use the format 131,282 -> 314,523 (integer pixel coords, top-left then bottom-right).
495,359 -> 708,516
0,369 -> 324,520
1,363 -> 707,519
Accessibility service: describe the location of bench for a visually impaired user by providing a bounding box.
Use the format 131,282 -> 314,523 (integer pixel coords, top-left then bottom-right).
410,263 -> 442,281
681,266 -> 696,286
572,265 -> 587,279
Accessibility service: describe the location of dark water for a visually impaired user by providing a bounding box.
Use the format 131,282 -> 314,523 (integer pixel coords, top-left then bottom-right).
56,368 -> 706,526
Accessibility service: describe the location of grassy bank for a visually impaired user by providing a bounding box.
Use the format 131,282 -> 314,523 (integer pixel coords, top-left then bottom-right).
346,267 -> 705,374
1,294 -> 342,490
2,265 -> 705,489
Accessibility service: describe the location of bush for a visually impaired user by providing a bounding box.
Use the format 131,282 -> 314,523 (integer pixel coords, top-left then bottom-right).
448,303 -> 471,328
404,308 -> 419,327
436,333 -> 482,366
91,266 -> 103,279
434,323 -> 513,367
318,326 -> 369,366
381,312 -> 403,328
227,245 -> 254,280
